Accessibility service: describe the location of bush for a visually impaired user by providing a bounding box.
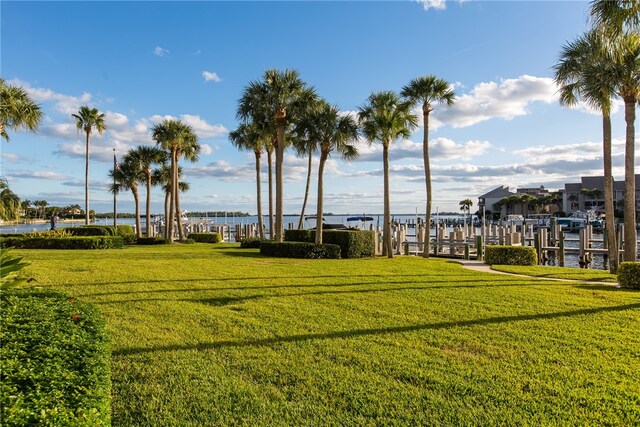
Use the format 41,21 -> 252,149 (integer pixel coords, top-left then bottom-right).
137,236 -> 170,245
67,226 -> 116,236
1,288 -> 111,426
484,245 -> 537,266
187,233 -> 222,243
240,237 -> 265,248
116,224 -> 134,236
618,262 -> 640,289
0,236 -> 124,250
260,241 -> 341,259
284,229 -> 375,258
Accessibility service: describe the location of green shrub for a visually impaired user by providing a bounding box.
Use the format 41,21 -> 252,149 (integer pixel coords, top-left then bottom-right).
1,288 -> 111,426
67,226 -> 116,236
485,245 -> 537,266
115,224 -> 134,236
0,236 -> 124,250
240,237 -> 265,248
137,237 -> 170,245
284,229 -> 374,258
618,262 -> 640,289
260,241 -> 341,259
0,248 -> 31,290
187,233 -> 222,243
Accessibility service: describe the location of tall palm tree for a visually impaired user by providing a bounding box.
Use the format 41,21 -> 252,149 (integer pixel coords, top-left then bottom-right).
109,158 -> 144,237
590,0 -> 640,38
555,30 -> 619,271
152,164 -> 189,239
20,199 -> 31,218
358,91 -> 418,258
0,79 -> 43,142
72,106 -> 106,225
301,101 -> 359,244
126,146 -> 168,236
151,119 -> 199,241
401,76 -> 455,258
229,122 -> 268,239
237,69 -> 316,242
459,199 -> 473,224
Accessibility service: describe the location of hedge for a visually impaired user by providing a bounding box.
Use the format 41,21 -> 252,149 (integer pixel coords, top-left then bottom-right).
484,245 -> 537,266
187,233 -> 222,243
284,229 -> 375,258
240,237 -> 265,248
260,241 -> 341,259
136,236 -> 170,245
67,226 -> 116,236
0,236 -> 124,250
618,262 -> 640,289
1,288 -> 111,426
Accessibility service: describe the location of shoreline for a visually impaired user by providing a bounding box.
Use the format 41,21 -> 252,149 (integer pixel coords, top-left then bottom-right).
0,218 -> 87,227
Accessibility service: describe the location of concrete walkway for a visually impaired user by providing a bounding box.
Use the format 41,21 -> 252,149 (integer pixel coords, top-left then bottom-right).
454,259 -> 620,287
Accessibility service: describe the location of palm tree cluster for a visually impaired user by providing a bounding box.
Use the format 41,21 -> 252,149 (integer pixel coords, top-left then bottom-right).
0,178 -> 21,221
234,69 -> 455,257
494,193 -> 562,218
554,0 -> 639,271
0,79 -> 43,143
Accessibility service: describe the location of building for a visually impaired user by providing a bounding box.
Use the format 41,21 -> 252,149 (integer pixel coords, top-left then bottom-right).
563,175 -> 640,215
477,186 -> 514,218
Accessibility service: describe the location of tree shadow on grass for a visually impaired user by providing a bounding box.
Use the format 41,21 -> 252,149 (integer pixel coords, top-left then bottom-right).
113,302 -> 640,356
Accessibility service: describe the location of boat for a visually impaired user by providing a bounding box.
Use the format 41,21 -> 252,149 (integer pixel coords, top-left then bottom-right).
346,215 -> 374,222
556,210 -> 600,231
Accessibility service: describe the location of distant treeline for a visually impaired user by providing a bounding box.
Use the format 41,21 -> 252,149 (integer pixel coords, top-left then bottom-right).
94,211 -> 251,219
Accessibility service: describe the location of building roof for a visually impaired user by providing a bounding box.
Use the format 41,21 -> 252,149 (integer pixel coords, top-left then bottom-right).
478,185 -> 513,199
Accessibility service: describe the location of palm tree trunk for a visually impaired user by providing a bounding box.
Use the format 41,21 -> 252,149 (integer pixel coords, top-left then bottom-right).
145,171 -> 152,237
164,189 -> 170,239
275,122 -> 285,242
84,130 -> 91,225
315,151 -> 327,245
167,150 -> 176,241
623,96 -> 636,262
267,149 -> 274,239
603,114 -> 618,272
133,187 -> 141,238
423,109 -> 431,258
298,150 -> 313,229
175,155 -> 185,241
255,151 -> 264,239
383,142 -> 393,258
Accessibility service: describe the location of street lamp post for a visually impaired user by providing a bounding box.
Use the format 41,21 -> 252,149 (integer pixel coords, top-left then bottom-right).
113,148 -> 117,228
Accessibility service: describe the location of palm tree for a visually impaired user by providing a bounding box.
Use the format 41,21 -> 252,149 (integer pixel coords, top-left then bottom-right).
401,76 -> 455,258
151,119 -> 199,241
72,106 -> 106,225
109,158 -> 144,237
0,178 -> 20,221
126,146 -> 168,236
0,79 -> 44,142
152,164 -> 189,239
229,122 -> 268,239
358,91 -> 418,258
590,0 -> 640,38
237,69 -> 317,242
301,101 -> 359,244
20,199 -> 31,218
459,199 -> 473,224
555,29 -> 619,272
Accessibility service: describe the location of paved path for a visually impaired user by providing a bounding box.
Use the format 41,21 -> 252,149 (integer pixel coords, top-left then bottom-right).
454,259 -> 620,287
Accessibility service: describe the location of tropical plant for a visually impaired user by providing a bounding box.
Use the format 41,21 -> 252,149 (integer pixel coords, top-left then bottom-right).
555,29 -> 619,272
151,119 -> 200,241
590,0 -> 640,38
0,178 -> 21,222
127,145 -> 168,237
401,76 -> 455,258
109,157 -> 144,237
20,199 -> 31,218
358,91 -> 418,258
229,122 -> 268,239
72,106 -> 106,225
298,100 -> 359,244
237,68 -> 317,242
0,78 -> 43,142
459,199 -> 473,224
0,247 -> 31,290
152,164 -> 190,239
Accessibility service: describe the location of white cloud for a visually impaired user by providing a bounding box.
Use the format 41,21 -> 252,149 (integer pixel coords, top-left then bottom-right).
202,71 -> 222,83
200,144 -> 213,155
353,138 -> 491,162
149,114 -> 227,138
9,79 -> 92,115
8,170 -> 70,181
154,46 -> 169,57
1,153 -> 20,162
416,0 -> 446,11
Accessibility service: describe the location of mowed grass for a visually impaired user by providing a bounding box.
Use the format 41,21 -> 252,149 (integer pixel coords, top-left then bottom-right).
491,264 -> 619,283
18,243 -> 640,426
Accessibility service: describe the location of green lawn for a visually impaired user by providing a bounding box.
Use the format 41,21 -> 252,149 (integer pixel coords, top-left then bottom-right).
491,265 -> 619,283
18,244 -> 640,426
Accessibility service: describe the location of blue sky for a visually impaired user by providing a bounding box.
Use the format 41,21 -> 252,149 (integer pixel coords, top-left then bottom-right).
1,0 -> 635,215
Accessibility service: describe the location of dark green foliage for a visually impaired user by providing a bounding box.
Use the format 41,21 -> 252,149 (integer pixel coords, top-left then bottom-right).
136,237 -> 170,245
1,288 -> 111,426
115,224 -> 134,236
617,262 -> 640,289
240,237 -> 265,248
485,245 -> 537,266
284,229 -> 375,258
260,241 -> 341,259
71,225 -> 117,236
0,236 -> 124,250
187,233 -> 222,243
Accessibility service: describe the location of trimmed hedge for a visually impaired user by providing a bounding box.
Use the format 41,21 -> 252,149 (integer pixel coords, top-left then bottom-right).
240,237 -> 265,248
187,233 -> 222,243
137,236 -> 170,245
0,236 -> 124,250
618,262 -> 640,289
1,288 -> 111,426
260,241 -> 341,259
284,229 -> 375,258
484,245 -> 537,266
67,226 -> 116,236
